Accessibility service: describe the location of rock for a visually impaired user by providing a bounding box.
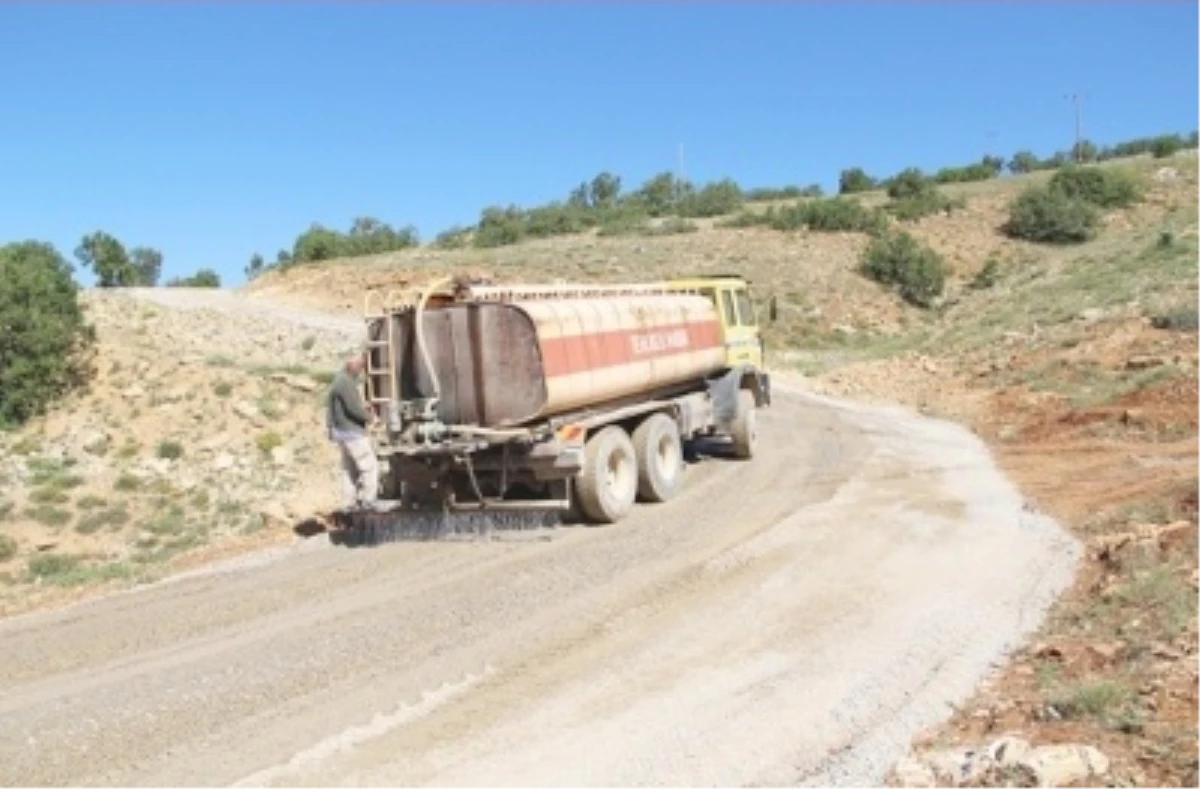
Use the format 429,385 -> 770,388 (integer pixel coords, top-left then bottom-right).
1154,166 -> 1179,182
1087,642 -> 1123,664
1125,354 -> 1168,371
199,433 -> 231,452
123,385 -> 146,399
1151,642 -> 1183,661
1153,521 -> 1195,551
891,757 -> 937,788
211,453 -> 235,471
988,735 -> 1032,766
1121,408 -> 1148,426
1018,744 -> 1110,787
1078,307 -> 1105,323
256,500 -> 290,528
270,445 -> 293,467
79,430 -> 110,455
233,401 -> 260,422
271,373 -> 318,393
833,324 -> 857,336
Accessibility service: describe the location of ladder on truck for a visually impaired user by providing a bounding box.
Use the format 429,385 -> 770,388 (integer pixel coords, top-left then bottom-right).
361,291 -> 403,418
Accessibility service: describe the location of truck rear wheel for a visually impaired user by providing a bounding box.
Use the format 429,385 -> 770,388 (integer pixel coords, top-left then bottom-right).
632,413 -> 683,503
576,426 -> 638,524
731,389 -> 758,460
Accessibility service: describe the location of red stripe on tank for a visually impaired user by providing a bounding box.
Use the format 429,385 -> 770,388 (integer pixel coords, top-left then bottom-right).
538,319 -> 724,378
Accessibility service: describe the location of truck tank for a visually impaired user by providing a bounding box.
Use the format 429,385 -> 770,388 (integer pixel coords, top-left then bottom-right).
367,292 -> 727,428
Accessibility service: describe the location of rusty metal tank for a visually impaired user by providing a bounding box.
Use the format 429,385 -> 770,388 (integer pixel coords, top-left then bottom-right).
368,291 -> 726,427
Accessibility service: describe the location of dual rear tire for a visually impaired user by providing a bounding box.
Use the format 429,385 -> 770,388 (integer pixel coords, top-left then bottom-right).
574,392 -> 757,524
575,414 -> 684,524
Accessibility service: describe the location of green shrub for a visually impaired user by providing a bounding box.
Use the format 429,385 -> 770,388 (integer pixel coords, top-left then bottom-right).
1151,308 -> 1199,332
156,440 -> 184,460
214,381 -> 233,398
1048,166 -> 1142,209
1152,136 -> 1184,158
0,242 -> 95,426
76,506 -> 130,534
887,190 -> 962,222
1004,185 -> 1100,244
26,504 -> 72,527
76,494 -> 107,509
0,500 -> 12,520
885,168 -> 929,200
167,268 -> 221,288
677,179 -> 744,218
838,167 -> 876,194
29,487 -> 69,504
773,198 -> 889,234
114,473 -> 141,492
597,214 -> 650,237
971,258 -> 1002,290
256,431 -> 283,455
860,231 -> 948,308
300,336 -> 316,351
0,534 -> 16,562
644,218 -> 699,236
28,552 -> 81,579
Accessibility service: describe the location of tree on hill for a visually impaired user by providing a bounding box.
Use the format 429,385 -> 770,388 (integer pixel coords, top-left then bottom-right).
75,231 -> 137,287
589,172 -> 621,208
1071,140 -> 1099,163
129,247 -> 163,286
885,168 -> 929,200
1008,151 -> 1040,174
838,167 -> 876,195
167,268 -> 221,287
0,241 -> 95,426
245,253 -> 265,281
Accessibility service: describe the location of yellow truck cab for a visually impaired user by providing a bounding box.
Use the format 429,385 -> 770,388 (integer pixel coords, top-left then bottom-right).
666,275 -> 767,370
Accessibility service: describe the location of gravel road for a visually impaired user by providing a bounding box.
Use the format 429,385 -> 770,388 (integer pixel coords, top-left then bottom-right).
0,289 -> 1081,786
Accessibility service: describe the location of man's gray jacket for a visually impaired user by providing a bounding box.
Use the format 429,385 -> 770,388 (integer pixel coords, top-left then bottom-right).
327,370 -> 370,439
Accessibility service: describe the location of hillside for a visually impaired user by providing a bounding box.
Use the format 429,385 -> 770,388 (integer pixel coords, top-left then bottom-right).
0,152 -> 1195,785
244,152 -> 1199,787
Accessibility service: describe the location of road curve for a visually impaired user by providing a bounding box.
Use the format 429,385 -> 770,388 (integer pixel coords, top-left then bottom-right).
0,385 -> 1080,787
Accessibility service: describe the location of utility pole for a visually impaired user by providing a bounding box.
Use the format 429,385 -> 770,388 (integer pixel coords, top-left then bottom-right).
1064,93 -> 1088,161
677,142 -> 686,203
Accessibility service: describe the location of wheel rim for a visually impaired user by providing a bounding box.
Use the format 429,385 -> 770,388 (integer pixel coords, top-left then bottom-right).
606,448 -> 634,500
656,432 -> 680,475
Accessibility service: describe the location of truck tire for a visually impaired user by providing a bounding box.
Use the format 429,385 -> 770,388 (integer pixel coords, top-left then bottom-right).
731,389 -> 757,460
632,413 -> 683,503
576,426 -> 638,524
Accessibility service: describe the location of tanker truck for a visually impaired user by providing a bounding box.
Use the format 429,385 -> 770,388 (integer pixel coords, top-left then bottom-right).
354,275 -> 772,535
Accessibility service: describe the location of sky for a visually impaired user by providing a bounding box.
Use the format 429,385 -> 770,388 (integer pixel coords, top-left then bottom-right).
1,2 -> 1196,287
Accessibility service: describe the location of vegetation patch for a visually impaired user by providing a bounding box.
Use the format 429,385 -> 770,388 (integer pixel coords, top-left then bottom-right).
255,431 -> 283,455
26,505 -> 72,527
156,440 -> 184,460
859,231 -> 948,308
0,534 -> 16,562
0,242 -> 96,427
114,473 -> 142,492
76,506 -> 131,535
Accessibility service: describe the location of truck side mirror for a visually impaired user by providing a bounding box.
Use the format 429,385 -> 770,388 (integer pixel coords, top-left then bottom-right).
768,296 -> 778,323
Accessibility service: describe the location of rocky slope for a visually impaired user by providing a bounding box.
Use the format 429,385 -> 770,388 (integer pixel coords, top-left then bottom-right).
0,288 -> 364,616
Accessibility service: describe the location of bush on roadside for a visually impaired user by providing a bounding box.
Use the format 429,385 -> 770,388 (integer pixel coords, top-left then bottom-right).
860,231 -> 948,308
0,242 -> 95,427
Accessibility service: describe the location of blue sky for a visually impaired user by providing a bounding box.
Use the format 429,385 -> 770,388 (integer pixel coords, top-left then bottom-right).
1,2 -> 1196,287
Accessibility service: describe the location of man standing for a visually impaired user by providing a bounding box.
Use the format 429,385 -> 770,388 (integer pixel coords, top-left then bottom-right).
326,352 -> 379,510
